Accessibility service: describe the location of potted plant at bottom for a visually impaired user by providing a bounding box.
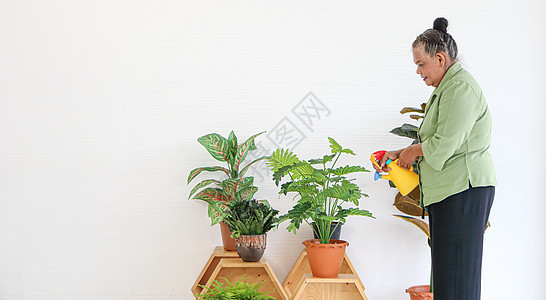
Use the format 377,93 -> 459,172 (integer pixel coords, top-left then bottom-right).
223,199 -> 279,262
187,131 -> 268,250
267,137 -> 374,278
195,275 -> 274,299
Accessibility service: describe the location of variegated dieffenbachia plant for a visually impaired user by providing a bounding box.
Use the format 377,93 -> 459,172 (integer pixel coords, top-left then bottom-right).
188,131 -> 268,225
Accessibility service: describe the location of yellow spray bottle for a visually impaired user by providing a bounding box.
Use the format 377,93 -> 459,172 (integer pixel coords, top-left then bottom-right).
371,150 -> 419,196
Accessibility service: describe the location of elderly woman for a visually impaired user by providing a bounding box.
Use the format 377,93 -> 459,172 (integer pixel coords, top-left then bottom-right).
377,18 -> 497,300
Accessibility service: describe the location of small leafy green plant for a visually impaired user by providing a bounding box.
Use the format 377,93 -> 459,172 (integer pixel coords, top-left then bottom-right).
188,131 -> 268,225
267,137 -> 374,244
223,199 -> 280,237
195,275 -> 274,300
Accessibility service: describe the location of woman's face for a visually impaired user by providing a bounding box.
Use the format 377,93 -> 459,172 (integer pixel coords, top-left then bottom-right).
413,46 -> 448,88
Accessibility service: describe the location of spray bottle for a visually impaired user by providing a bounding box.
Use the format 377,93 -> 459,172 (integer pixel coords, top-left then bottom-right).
371,150 -> 419,196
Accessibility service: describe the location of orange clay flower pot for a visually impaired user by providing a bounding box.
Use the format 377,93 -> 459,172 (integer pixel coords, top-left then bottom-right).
406,285 -> 433,300
219,221 -> 236,251
303,239 -> 348,278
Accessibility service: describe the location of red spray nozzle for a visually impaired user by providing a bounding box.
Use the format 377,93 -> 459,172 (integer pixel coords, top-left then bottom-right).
372,150 -> 387,162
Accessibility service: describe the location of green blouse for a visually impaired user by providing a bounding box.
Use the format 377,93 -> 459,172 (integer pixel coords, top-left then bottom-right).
417,62 -> 497,206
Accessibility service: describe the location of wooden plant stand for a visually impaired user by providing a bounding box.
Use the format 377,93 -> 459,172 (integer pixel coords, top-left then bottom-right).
192,247 -> 288,300
284,249 -> 368,299
291,273 -> 368,300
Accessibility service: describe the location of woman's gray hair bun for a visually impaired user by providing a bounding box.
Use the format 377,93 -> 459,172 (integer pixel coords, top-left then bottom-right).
433,17 -> 449,34
413,17 -> 458,62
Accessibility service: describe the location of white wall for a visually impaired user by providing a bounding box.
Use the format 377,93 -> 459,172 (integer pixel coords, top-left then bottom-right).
1,1 -> 544,299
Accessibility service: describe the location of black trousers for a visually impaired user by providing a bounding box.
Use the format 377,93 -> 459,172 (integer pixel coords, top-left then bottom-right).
427,185 -> 495,300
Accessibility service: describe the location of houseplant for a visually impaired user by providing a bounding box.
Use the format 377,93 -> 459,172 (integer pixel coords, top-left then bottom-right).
195,275 -> 274,299
188,131 -> 268,250
223,199 -> 279,262
388,104 -> 434,299
267,137 -> 374,277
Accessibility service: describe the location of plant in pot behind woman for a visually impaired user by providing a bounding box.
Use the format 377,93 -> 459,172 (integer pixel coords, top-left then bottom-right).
267,137 -> 374,277
187,131 -> 268,250
223,199 -> 279,262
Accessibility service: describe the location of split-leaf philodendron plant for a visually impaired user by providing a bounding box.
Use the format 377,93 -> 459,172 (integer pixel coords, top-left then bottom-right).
187,131 -> 268,225
267,137 -> 374,244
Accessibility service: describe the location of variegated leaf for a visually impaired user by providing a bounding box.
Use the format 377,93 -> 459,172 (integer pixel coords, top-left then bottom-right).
234,131 -> 265,171
198,133 -> 229,162
208,201 -> 228,226
194,188 -> 228,203
394,192 -> 425,217
236,186 -> 258,201
227,131 -> 238,168
219,178 -> 245,199
188,179 -> 221,199
394,214 -> 430,239
400,107 -> 425,114
239,156 -> 269,177
187,166 -> 229,184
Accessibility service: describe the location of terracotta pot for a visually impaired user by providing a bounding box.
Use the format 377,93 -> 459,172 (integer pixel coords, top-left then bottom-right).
406,285 -> 433,300
303,239 -> 348,278
219,221 -> 236,251
235,233 -> 267,262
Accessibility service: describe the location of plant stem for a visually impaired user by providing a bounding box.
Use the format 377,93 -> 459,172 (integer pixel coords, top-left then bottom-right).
430,267 -> 434,293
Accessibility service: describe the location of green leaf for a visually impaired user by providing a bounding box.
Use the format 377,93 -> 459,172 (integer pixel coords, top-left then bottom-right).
239,155 -> 269,177
282,202 -> 313,234
329,165 -> 370,176
234,131 -> 265,172
344,208 -> 374,218
267,148 -> 300,173
308,154 -> 336,165
187,166 -> 229,184
394,214 -> 430,238
328,137 -> 343,153
280,182 -> 319,196
197,133 -> 229,162
390,123 -> 419,140
235,219 -> 249,234
328,137 -> 354,155
188,179 -> 221,199
317,215 -> 337,222
250,221 -> 262,235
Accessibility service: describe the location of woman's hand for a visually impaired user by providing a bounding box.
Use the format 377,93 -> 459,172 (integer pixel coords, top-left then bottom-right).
373,149 -> 403,173
398,143 -> 423,169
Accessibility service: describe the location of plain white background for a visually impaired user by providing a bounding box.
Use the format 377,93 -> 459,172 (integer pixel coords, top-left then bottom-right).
1,1 -> 544,299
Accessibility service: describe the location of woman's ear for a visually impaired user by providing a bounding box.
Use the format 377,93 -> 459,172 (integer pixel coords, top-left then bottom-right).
436,51 -> 449,67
